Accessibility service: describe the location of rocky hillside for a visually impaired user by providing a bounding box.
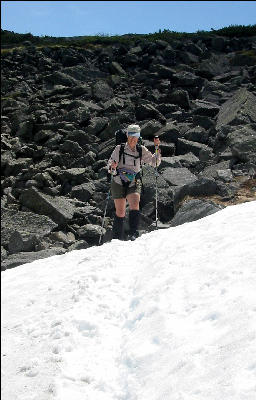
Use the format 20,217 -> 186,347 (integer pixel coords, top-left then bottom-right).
1,31 -> 256,270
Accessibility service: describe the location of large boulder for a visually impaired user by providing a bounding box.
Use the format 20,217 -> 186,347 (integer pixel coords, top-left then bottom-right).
70,182 -> 96,202
216,88 -> 256,129
177,138 -> 211,157
191,99 -> 220,118
19,187 -> 75,226
1,248 -> 67,271
227,125 -> 256,163
166,89 -> 190,110
161,167 -> 198,186
170,199 -> 224,227
1,208 -> 58,248
171,177 -> 219,212
92,80 -> 113,101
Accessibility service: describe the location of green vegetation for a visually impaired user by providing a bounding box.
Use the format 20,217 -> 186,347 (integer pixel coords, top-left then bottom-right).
1,24 -> 256,49
210,24 -> 256,37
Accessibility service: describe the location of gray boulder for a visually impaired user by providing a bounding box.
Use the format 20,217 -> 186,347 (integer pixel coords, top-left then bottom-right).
135,104 -> 165,121
71,182 -> 96,202
8,231 -> 38,254
140,120 -> 163,138
1,248 -> 67,271
109,61 -> 126,75
19,187 -> 75,226
192,99 -> 220,118
161,167 -> 197,186
227,125 -> 256,163
170,199 -> 224,227
177,138 -> 211,157
166,89 -> 190,110
86,117 -> 108,136
183,126 -> 209,145
199,160 -> 232,179
171,177 -> 219,212
92,80 -> 113,101
216,88 -> 256,129
45,71 -> 79,86
77,224 -> 105,244
1,208 -> 57,247
58,168 -> 89,185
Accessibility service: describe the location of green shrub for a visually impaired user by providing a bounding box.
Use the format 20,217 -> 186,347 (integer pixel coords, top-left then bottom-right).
1,24 -> 256,49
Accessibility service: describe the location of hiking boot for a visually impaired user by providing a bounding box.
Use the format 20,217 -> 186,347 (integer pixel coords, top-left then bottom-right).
128,210 -> 140,240
127,231 -> 140,241
112,215 -> 124,240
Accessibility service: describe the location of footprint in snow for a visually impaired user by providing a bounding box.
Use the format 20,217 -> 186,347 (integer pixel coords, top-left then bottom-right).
74,320 -> 98,337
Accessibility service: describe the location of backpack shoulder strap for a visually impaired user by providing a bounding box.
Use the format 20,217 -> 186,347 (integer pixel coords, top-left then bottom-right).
136,144 -> 142,167
119,143 -> 125,163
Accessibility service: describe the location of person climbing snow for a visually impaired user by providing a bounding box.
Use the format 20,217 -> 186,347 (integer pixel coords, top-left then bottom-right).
107,124 -> 161,241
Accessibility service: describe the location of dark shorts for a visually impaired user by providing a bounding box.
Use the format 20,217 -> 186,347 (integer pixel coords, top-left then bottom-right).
111,179 -> 142,199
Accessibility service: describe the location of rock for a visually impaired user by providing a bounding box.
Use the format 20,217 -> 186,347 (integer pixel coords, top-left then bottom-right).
64,108 -> 90,124
169,153 -> 201,168
166,89 -> 190,110
177,138 -> 211,157
211,36 -> 226,51
172,177 -> 219,212
170,199 -> 224,227
19,187 -> 75,226
216,88 -> 256,129
140,120 -> 163,138
172,71 -> 203,87
59,140 -> 85,158
45,71 -> 79,86
1,208 -> 57,247
192,99 -> 220,117
92,80 -> 113,101
1,246 -> 7,262
86,117 -> 108,136
161,167 -> 198,186
71,182 -> 96,202
199,160 -> 232,179
230,52 -> 256,67
227,125 -> 256,163
58,168 -> 89,185
8,231 -> 38,254
77,224 -> 105,244
157,123 -> 180,144
2,157 -> 33,177
183,126 -> 209,144
109,61 -> 126,75
1,248 -> 67,270
67,240 -> 90,251
49,231 -> 76,245
135,104 -> 165,121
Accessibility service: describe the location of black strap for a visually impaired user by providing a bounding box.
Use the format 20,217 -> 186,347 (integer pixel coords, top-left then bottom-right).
119,143 -> 142,166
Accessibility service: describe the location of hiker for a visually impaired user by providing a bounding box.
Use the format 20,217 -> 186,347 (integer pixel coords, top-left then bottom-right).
107,124 -> 161,241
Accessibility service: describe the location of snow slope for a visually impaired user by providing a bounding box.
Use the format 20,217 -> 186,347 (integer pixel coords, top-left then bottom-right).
2,201 -> 256,400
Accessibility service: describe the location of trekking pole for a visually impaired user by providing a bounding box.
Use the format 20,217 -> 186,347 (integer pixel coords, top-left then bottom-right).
154,136 -> 159,229
98,165 -> 115,246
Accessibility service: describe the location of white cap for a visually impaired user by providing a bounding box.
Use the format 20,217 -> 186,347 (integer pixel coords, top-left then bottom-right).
127,124 -> 140,138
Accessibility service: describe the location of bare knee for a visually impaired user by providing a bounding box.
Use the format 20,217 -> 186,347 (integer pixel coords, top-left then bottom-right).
114,199 -> 126,217
127,194 -> 140,210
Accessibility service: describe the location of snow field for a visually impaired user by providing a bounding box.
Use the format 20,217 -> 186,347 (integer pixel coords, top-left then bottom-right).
2,201 -> 256,400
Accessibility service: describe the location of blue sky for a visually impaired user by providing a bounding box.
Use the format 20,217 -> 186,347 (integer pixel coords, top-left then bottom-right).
1,1 -> 256,37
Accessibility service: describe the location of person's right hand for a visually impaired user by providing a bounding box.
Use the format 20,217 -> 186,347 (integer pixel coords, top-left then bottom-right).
111,161 -> 118,170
